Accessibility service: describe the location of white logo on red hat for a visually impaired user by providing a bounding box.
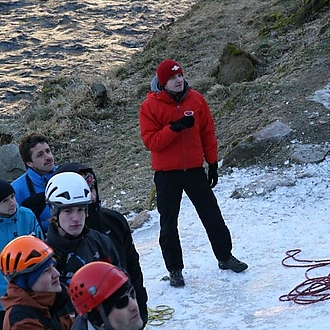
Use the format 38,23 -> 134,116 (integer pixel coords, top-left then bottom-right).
171,65 -> 180,71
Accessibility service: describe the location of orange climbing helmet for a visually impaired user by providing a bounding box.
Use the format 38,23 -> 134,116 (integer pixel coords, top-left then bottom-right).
0,235 -> 54,282
69,261 -> 129,315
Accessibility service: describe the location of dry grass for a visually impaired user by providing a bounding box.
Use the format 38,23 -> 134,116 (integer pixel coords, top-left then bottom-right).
2,0 -> 330,214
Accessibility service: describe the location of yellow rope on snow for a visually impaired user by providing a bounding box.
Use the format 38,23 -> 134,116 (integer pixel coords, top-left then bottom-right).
147,305 -> 175,327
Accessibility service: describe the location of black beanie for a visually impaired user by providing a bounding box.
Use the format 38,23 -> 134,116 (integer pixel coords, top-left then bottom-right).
0,180 -> 15,203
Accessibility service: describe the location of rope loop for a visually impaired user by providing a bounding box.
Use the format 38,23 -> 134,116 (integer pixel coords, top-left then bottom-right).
280,249 -> 330,304
147,304 -> 175,326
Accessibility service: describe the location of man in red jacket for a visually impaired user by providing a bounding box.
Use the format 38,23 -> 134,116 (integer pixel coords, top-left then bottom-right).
139,59 -> 248,287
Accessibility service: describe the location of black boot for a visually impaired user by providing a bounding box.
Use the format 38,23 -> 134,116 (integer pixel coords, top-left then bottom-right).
218,256 -> 248,273
169,270 -> 185,287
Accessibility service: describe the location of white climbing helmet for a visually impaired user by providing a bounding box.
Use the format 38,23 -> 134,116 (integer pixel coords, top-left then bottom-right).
45,172 -> 91,208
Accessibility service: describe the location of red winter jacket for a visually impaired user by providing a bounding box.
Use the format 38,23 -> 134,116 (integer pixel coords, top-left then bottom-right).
139,87 -> 218,171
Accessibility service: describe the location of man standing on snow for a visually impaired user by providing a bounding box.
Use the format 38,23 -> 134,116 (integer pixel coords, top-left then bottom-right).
139,59 -> 248,287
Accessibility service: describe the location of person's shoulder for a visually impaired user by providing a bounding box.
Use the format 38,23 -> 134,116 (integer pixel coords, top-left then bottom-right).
188,88 -> 209,106
88,228 -> 109,240
100,207 -> 126,222
88,228 -> 119,251
141,92 -> 156,106
16,205 -> 36,219
10,304 -> 34,316
189,88 -> 204,98
8,305 -> 44,329
100,208 -> 130,230
11,172 -> 28,187
144,90 -> 166,101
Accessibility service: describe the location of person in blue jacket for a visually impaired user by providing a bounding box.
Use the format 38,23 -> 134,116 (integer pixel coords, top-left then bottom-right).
0,179 -> 44,329
11,133 -> 58,236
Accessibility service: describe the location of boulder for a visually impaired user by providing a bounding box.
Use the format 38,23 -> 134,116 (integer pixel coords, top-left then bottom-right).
213,42 -> 260,86
289,144 -> 330,164
129,210 -> 151,231
91,83 -> 108,108
0,144 -> 26,181
223,121 -> 293,167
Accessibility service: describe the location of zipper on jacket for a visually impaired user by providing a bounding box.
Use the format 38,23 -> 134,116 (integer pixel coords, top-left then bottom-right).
176,104 -> 190,171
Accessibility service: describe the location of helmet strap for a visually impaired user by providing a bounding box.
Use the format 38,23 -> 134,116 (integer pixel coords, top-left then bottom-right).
96,304 -> 113,330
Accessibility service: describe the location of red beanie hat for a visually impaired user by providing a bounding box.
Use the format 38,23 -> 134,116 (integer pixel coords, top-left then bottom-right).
157,59 -> 183,87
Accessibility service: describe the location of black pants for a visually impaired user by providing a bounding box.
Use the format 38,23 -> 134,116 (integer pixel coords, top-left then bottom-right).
154,167 -> 233,272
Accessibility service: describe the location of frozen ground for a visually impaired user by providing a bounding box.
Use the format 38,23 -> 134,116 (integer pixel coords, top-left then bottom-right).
132,82 -> 330,330
133,160 -> 330,329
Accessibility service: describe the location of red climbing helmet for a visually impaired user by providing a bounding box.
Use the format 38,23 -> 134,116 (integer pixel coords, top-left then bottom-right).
68,261 -> 129,315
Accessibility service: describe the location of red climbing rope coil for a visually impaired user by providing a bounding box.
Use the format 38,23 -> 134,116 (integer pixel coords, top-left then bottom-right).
279,249 -> 330,304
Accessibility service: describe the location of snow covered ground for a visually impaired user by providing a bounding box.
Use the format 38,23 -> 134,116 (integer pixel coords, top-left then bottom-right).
133,85 -> 330,330
133,161 -> 330,330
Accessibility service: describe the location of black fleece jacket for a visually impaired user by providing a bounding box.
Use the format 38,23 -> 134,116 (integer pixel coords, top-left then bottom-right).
53,162 -> 148,327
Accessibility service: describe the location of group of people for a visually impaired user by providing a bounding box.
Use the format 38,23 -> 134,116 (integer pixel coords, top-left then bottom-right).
0,58 -> 248,329
0,135 -> 147,329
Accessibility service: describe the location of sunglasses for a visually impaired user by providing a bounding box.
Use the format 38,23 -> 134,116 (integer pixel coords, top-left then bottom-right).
114,286 -> 136,309
83,172 -> 96,189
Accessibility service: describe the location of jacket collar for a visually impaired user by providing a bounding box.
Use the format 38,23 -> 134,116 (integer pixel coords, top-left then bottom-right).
26,166 -> 58,188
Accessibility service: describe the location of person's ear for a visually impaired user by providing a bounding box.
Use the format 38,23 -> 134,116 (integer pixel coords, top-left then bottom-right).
26,161 -> 33,168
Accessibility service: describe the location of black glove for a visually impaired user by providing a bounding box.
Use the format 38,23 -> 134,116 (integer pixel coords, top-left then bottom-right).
208,162 -> 218,188
169,115 -> 195,132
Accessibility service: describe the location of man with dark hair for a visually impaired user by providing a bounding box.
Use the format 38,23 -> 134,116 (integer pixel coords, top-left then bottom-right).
11,133 -> 57,235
